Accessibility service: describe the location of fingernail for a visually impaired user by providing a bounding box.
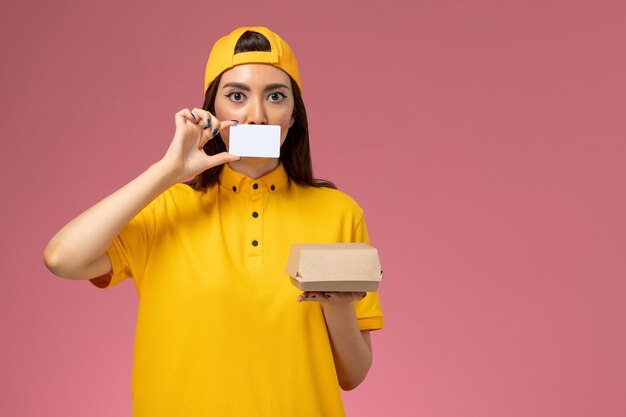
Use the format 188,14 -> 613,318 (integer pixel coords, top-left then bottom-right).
231,119 -> 239,124
206,119 -> 211,128
191,113 -> 195,119
212,128 -> 218,137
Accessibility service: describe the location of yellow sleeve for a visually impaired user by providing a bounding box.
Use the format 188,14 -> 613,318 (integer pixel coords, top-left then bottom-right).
88,196 -> 160,290
352,212 -> 384,331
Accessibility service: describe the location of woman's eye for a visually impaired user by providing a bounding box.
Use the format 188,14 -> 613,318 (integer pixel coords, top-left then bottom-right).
269,92 -> 286,102
227,92 -> 245,102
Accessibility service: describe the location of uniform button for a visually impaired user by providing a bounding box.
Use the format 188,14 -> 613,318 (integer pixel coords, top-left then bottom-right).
252,240 -> 258,247
232,186 -> 237,192
270,185 -> 275,191
252,183 -> 259,190
252,211 -> 259,218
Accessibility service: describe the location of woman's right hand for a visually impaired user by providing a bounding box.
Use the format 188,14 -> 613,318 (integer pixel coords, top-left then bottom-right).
44,108 -> 240,280
160,108 -> 240,183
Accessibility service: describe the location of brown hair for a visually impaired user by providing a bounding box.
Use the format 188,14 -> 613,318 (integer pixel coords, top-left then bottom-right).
188,30 -> 336,190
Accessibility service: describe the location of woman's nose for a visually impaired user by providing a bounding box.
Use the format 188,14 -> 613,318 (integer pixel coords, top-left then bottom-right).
246,98 -> 268,125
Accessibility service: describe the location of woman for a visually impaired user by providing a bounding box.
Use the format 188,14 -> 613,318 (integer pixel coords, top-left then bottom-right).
44,26 -> 384,416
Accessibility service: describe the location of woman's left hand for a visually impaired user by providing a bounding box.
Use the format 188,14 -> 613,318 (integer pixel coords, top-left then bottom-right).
297,291 -> 366,303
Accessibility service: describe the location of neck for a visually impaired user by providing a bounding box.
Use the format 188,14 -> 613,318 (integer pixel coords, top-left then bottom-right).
227,157 -> 279,179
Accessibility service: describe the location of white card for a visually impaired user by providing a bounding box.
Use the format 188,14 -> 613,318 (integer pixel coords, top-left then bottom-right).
228,124 -> 281,158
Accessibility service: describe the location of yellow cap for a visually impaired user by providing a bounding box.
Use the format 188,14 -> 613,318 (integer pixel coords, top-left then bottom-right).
204,26 -> 302,95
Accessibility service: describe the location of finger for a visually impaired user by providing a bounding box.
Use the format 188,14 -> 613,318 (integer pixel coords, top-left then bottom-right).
208,151 -> 241,166
175,108 -> 197,128
200,128 -> 211,147
198,118 -> 236,146
297,291 -> 316,302
305,292 -> 325,301
199,121 -> 215,147
209,118 -> 240,138
190,108 -> 237,134
191,108 -> 214,129
357,292 -> 367,301
297,291 -> 312,302
195,152 -> 240,178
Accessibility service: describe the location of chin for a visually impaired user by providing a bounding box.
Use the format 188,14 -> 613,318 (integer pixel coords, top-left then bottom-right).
239,157 -> 279,163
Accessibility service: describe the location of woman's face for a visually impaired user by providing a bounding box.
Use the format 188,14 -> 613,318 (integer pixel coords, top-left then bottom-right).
214,63 -> 295,148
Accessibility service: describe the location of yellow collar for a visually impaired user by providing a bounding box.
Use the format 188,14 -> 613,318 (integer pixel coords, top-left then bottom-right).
218,162 -> 290,194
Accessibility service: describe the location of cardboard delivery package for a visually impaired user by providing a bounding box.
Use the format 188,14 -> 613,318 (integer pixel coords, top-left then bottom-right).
285,243 -> 383,292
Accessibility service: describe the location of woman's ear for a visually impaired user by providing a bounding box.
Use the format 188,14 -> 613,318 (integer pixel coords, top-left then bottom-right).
289,116 -> 295,128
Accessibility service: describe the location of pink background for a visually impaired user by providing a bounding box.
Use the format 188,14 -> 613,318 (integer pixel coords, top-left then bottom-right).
2,0 -> 625,416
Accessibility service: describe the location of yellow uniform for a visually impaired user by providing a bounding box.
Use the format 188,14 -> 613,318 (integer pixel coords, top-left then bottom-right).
90,162 -> 384,416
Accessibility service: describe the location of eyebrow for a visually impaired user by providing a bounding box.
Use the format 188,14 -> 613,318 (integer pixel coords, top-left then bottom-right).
222,82 -> 290,92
